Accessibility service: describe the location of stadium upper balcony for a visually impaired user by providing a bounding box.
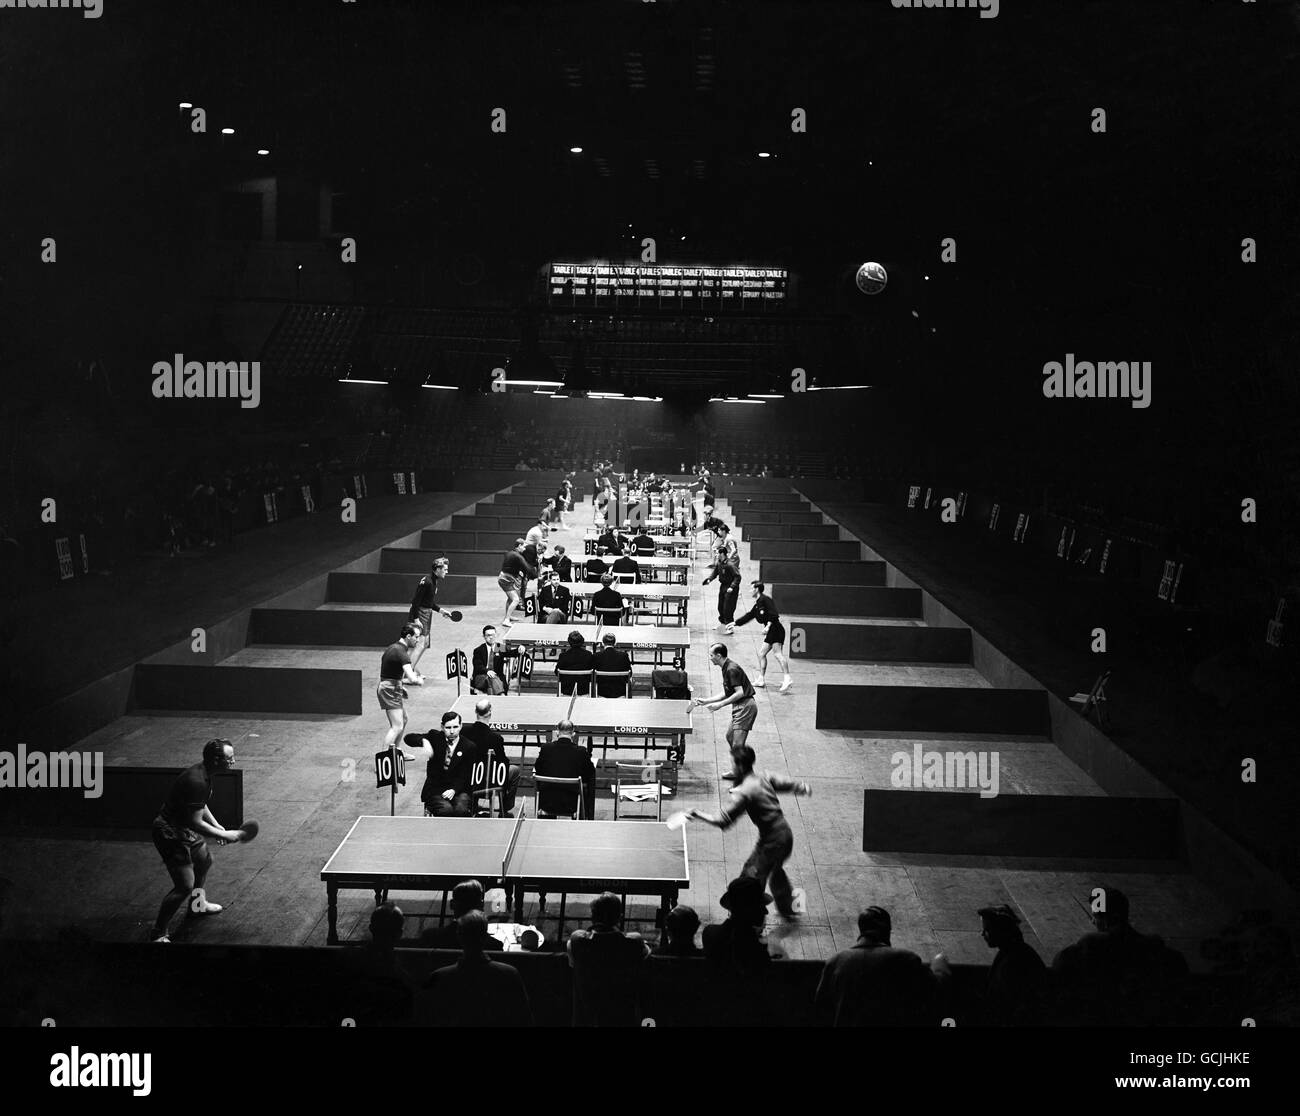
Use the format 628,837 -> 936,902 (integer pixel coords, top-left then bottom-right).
258,303 -> 854,395
261,304 -> 366,379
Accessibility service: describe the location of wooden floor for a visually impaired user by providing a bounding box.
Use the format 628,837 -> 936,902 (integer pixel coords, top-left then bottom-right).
0,495 -> 1235,966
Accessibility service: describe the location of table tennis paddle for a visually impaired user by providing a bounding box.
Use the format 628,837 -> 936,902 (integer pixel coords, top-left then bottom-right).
449,610 -> 463,622
665,811 -> 691,831
238,820 -> 260,843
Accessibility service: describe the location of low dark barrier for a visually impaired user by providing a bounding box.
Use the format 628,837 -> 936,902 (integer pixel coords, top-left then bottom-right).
327,573 -> 476,605
131,665 -> 363,716
732,511 -> 823,527
778,585 -> 922,619
817,684 -> 1050,735
0,764 -> 242,832
760,559 -> 885,586
743,524 -> 840,542
249,609 -> 411,648
381,548 -> 502,577
862,790 -> 1183,859
750,540 -> 860,561
789,623 -> 972,663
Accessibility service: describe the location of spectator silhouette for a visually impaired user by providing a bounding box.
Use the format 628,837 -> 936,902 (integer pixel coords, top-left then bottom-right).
657,905 -> 702,958
976,903 -> 1047,1025
566,893 -> 651,1026
1051,887 -> 1190,1025
342,901 -> 413,1026
702,877 -> 773,978
419,880 -> 506,951
815,907 -> 947,1026
415,912 -> 533,1027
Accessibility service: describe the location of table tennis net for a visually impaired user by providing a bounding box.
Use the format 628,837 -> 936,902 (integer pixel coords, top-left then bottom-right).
501,806 -> 527,878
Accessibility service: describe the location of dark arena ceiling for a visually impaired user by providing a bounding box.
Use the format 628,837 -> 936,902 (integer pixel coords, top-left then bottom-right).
0,0 -> 1296,407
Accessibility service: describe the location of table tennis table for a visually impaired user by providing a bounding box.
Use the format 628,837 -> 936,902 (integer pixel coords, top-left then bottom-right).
583,531 -> 691,557
562,582 -> 691,625
320,813 -> 690,944
573,555 -> 694,583
502,622 -> 689,667
449,694 -> 692,762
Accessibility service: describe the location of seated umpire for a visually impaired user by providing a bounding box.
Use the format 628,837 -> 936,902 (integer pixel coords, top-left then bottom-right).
534,720 -> 596,818
630,527 -> 656,556
611,552 -> 641,584
471,624 -> 519,695
593,631 -> 632,697
596,526 -> 623,556
556,630 -> 595,695
543,544 -> 573,583
537,568 -> 572,624
403,711 -> 473,817
592,572 -> 626,625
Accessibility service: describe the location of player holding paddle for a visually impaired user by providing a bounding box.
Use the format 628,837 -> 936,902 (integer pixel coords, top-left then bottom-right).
149,739 -> 258,943
670,746 -> 810,921
408,557 -> 462,672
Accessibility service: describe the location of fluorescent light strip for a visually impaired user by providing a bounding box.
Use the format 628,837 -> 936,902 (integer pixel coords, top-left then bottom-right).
708,397 -> 765,404
533,390 -> 555,395
504,379 -> 564,387
631,396 -> 663,402
808,385 -> 871,391
587,391 -> 625,399
749,394 -> 784,399
421,383 -> 458,391
339,378 -> 388,385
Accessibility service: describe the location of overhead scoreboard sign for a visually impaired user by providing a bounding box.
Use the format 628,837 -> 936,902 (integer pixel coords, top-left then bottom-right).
548,263 -> 788,305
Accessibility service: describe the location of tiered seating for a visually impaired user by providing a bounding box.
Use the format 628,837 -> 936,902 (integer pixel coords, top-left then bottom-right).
262,304 -> 365,378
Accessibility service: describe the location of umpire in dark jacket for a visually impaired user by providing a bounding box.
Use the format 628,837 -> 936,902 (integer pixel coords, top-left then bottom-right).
402,711 -> 475,817
534,720 -> 596,818
592,631 -> 632,698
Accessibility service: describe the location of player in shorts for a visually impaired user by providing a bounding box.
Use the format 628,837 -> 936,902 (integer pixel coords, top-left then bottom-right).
378,623 -> 424,752
498,542 -> 537,626
733,581 -> 793,694
694,642 -> 759,780
149,739 -> 247,942
407,556 -> 452,671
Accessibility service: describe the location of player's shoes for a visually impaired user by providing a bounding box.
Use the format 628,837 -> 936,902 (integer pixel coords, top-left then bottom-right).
724,623 -> 735,634
151,933 -> 171,943
189,900 -> 223,916
753,678 -> 766,688
779,677 -> 793,694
